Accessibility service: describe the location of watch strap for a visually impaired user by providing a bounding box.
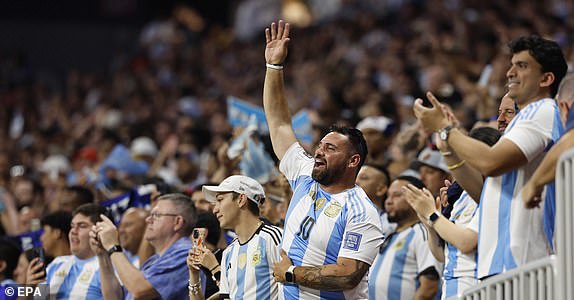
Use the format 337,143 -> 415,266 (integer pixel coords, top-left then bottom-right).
106,244 -> 123,256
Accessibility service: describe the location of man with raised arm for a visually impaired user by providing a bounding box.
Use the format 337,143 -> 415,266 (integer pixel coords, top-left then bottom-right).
263,20 -> 383,299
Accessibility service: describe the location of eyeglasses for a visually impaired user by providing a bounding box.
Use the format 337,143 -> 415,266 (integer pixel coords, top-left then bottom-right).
148,212 -> 180,220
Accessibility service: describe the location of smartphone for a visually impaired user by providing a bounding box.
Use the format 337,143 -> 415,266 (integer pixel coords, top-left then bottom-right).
28,247 -> 47,276
192,228 -> 208,249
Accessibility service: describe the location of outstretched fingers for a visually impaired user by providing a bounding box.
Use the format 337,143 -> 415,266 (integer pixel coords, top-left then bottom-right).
271,22 -> 277,40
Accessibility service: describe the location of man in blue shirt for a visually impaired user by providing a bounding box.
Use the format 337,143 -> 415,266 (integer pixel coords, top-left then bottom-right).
92,193 -> 196,300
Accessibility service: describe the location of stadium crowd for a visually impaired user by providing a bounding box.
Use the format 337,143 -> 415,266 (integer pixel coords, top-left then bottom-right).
1,0 -> 574,299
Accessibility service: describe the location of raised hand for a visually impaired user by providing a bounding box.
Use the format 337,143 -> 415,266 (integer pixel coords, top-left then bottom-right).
95,214 -> 120,251
89,225 -> 107,256
438,179 -> 452,208
413,92 -> 451,132
265,20 -> 291,65
402,184 -> 437,219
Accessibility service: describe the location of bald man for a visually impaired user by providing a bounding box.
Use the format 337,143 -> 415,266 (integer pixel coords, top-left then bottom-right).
119,208 -> 148,268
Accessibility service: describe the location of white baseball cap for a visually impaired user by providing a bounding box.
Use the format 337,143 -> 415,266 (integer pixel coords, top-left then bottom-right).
412,147 -> 450,174
130,136 -> 158,157
203,175 -> 265,205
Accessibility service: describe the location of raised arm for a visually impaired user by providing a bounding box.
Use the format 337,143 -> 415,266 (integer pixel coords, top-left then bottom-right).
415,92 -> 527,177
403,185 -> 477,254
263,20 -> 297,160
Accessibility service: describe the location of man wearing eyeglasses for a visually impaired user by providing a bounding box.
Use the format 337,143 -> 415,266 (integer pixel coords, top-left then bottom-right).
91,193 -> 196,300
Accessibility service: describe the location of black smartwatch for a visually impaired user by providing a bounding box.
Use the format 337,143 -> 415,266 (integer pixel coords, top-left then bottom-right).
428,212 -> 440,225
107,245 -> 123,256
285,266 -> 296,283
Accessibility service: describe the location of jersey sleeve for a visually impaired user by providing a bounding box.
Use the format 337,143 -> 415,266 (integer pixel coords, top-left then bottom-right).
279,143 -> 314,190
456,199 -> 478,226
504,101 -> 558,162
337,196 -> 384,265
467,207 -> 480,233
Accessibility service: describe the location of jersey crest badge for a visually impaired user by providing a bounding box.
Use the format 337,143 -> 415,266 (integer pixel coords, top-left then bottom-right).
251,249 -> 262,266
238,253 -> 247,269
78,269 -> 93,283
314,198 -> 326,211
394,239 -> 405,250
324,202 -> 342,218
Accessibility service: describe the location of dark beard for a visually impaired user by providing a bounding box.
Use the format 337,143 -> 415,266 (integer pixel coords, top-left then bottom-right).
312,167 -> 334,185
387,209 -> 411,223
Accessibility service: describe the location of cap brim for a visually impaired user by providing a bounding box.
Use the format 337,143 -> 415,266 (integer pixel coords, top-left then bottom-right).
202,186 -> 235,203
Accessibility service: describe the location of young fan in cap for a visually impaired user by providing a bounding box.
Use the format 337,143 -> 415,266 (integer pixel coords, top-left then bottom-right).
187,175 -> 283,300
412,147 -> 452,197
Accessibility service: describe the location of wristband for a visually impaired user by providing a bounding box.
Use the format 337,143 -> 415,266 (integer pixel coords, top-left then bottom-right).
209,265 -> 220,273
266,63 -> 284,70
447,160 -> 466,171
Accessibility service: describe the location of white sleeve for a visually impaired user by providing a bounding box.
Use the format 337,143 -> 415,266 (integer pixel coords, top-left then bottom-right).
278,143 -> 315,189
456,201 -> 478,226
467,208 -> 480,233
504,102 -> 556,162
219,248 -> 231,296
414,225 -> 442,275
337,200 -> 384,265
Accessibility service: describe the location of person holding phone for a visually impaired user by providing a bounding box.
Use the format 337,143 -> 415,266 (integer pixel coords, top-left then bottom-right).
26,203 -> 108,300
189,175 -> 283,300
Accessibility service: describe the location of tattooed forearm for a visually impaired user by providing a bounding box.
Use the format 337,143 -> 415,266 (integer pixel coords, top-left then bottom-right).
295,260 -> 369,290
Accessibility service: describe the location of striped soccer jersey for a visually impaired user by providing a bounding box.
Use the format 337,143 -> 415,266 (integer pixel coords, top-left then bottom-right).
442,192 -> 478,299
45,255 -> 102,300
279,143 -> 383,300
470,98 -> 563,279
368,223 -> 440,300
220,223 -> 283,300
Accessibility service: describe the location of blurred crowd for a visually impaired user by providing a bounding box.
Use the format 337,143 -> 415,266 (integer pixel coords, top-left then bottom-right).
0,0 -> 573,298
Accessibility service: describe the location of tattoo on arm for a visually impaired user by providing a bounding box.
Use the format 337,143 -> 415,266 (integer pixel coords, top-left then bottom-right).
297,260 -> 369,290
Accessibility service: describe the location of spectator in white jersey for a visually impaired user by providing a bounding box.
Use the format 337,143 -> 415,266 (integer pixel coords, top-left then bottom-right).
186,175 -> 282,300
368,176 -> 440,300
523,73 -> 574,208
414,35 -> 567,279
356,164 -> 396,235
404,127 -> 501,299
91,193 -> 196,300
264,20 -> 384,299
27,203 -> 109,299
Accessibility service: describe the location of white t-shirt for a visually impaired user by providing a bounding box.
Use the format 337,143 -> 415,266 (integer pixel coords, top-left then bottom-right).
470,98 -> 563,279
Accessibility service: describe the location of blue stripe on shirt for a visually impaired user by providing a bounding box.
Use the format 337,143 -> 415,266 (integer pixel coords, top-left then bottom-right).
387,230 -> 416,300
255,238 -> 271,300
236,244 -> 249,300
489,170 -> 518,276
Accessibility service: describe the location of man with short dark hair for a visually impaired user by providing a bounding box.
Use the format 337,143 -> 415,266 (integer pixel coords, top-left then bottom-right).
263,20 -> 383,299
40,211 -> 72,258
0,237 -> 21,298
414,35 -> 567,278
93,193 -> 196,300
27,203 -> 108,299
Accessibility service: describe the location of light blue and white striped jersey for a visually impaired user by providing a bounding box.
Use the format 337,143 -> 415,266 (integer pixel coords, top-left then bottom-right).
220,223 -> 282,300
45,255 -> 102,300
279,143 -> 383,300
368,223 -> 440,300
470,98 -> 563,279
442,191 -> 478,299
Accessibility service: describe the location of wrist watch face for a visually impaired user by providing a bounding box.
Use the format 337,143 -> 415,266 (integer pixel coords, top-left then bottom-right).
285,271 -> 294,283
439,129 -> 448,141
